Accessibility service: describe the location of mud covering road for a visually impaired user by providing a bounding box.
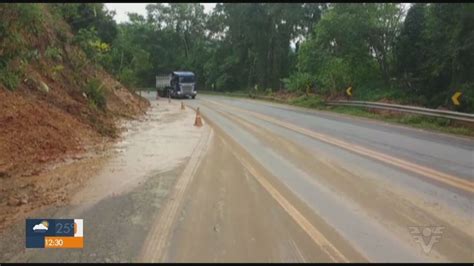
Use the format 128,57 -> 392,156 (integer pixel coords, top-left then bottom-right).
0,98 -> 206,262
158,126 -> 365,262
0,92 -> 472,262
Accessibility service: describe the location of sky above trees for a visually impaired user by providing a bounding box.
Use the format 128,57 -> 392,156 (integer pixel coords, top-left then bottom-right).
105,3 -> 216,23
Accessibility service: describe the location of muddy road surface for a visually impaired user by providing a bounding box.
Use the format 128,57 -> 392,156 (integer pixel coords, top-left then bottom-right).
1,92 -> 472,262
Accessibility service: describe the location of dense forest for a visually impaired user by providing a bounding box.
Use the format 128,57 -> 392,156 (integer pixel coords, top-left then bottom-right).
2,3 -> 473,111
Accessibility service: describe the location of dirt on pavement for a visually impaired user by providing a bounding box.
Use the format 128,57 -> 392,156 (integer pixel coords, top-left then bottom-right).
0,98 -> 207,262
0,88 -> 149,232
199,100 -> 474,262
155,120 -> 366,262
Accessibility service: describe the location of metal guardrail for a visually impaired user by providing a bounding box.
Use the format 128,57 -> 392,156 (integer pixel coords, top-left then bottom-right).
326,100 -> 474,123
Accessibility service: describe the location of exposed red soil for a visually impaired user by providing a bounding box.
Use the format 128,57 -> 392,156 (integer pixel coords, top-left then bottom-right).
0,4 -> 150,229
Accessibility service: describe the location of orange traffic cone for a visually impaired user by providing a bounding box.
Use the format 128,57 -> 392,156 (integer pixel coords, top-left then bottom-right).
194,107 -> 203,127
181,101 -> 185,110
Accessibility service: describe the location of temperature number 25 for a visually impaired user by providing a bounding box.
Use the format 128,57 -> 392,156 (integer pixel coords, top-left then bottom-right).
56,222 -> 74,234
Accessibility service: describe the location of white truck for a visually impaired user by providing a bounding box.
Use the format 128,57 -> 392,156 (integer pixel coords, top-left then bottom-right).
155,71 -> 197,99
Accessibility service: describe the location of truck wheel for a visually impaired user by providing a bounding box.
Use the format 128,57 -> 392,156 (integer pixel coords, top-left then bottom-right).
192,96 -> 196,99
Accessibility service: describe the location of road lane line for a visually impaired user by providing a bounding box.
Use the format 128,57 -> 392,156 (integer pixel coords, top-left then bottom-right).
203,99 -> 474,194
139,126 -> 213,262
219,136 -> 349,262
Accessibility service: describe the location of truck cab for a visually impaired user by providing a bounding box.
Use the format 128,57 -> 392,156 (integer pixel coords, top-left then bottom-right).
170,71 -> 197,99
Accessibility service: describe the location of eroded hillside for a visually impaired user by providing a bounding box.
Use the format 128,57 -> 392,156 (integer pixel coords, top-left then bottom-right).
0,4 -> 149,178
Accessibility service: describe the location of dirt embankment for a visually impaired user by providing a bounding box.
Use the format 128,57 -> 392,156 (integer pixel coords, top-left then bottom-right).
0,4 -> 149,221
0,81 -> 148,178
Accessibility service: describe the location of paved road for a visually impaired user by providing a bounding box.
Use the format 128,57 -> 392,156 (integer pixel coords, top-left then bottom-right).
182,94 -> 473,262
1,93 -> 472,263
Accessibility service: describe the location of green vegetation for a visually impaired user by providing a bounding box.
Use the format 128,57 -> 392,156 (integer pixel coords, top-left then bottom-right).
11,4 -> 45,36
0,5 -> 30,90
49,3 -> 472,113
45,46 -> 63,62
283,73 -> 316,93
84,79 -> 107,110
288,96 -> 325,108
0,68 -> 21,91
51,3 -> 117,43
1,3 -> 473,114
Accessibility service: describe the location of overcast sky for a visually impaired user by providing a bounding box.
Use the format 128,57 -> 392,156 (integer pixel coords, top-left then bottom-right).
105,3 -> 217,23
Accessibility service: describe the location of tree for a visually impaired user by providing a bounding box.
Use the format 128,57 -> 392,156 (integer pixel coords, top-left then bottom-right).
52,3 -> 117,44
366,3 -> 404,84
62,2 -> 472,111
395,3 -> 427,91
297,4 -> 377,92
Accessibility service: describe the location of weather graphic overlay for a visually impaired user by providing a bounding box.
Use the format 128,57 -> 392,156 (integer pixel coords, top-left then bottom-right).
26,219 -> 84,248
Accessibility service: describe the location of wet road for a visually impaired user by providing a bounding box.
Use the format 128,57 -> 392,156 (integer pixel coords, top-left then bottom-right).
1,92 -> 472,263
183,94 -> 473,262
0,99 -> 207,263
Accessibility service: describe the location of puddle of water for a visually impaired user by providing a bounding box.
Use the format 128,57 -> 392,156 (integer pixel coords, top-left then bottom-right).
71,101 -> 205,206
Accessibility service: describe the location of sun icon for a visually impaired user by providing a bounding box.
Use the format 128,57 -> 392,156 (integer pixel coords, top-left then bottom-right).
41,220 -> 49,228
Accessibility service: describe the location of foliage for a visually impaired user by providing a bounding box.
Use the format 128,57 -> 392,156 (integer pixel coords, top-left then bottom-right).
45,46 -> 63,62
296,3 -> 400,95
2,3 -> 472,112
51,3 -> 117,44
283,72 -> 315,93
288,3 -> 473,111
83,79 -> 107,110
394,3 -> 474,109
7,4 -> 45,36
72,27 -> 110,65
0,68 -> 21,91
289,95 -> 324,108
50,64 -> 64,80
0,5 -> 34,91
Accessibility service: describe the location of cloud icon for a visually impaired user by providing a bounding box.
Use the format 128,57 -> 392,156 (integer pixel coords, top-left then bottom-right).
33,222 -> 48,232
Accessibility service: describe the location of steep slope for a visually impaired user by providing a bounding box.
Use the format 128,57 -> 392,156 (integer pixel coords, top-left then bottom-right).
0,4 -> 150,178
